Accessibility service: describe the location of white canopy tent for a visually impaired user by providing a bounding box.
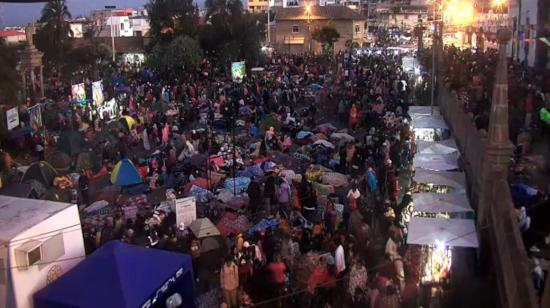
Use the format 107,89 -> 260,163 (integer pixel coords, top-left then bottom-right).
407,217 -> 479,248
414,153 -> 459,171
413,192 -> 473,213
411,116 -> 448,130
188,218 -> 221,238
409,106 -> 440,116
413,169 -> 467,191
416,139 -> 459,155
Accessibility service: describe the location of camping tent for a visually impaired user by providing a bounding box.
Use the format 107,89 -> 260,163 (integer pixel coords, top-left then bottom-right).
413,153 -> 459,171
189,218 -> 221,238
110,159 -> 142,186
0,180 -> 46,199
407,217 -> 479,248
413,192 -> 472,213
20,161 -> 58,187
47,151 -> 72,173
416,139 -> 458,155
413,169 -> 467,192
34,241 -> 196,308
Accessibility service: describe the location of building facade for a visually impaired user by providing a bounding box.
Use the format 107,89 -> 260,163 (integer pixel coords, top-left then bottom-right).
273,6 -> 364,54
0,30 -> 26,44
90,7 -> 150,37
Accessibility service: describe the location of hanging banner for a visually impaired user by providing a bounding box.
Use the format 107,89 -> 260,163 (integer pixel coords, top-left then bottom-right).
231,61 -> 246,83
175,196 -> 197,228
6,107 -> 19,131
71,83 -> 87,104
28,104 -> 42,129
92,80 -> 104,105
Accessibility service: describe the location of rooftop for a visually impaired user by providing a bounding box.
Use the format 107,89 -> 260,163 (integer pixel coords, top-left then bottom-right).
0,30 -> 25,37
274,5 -> 363,21
0,196 -> 74,243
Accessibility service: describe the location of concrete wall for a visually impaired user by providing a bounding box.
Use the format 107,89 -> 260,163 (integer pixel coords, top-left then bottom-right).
8,205 -> 85,308
274,19 -> 364,54
437,81 -> 543,308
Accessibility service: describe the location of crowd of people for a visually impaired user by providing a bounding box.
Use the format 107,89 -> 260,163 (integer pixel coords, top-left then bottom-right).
0,48 -> 437,308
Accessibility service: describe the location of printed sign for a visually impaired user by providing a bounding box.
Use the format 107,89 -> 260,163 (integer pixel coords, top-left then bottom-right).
28,104 -> 42,129
92,80 -> 104,105
71,83 -> 86,104
6,107 -> 19,130
98,98 -> 117,119
175,196 -> 196,228
231,61 -> 246,83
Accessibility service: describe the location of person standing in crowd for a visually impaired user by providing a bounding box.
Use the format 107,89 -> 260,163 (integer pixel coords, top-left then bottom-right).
220,256 -> 239,308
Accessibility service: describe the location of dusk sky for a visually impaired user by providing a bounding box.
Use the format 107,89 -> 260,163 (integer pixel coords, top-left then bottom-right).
0,0 -> 204,27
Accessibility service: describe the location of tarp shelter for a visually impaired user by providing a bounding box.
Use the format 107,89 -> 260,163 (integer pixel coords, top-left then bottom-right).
413,169 -> 467,191
408,106 -> 440,117
407,217 -> 479,248
34,241 -> 196,308
111,159 -> 142,186
57,131 -> 89,156
188,218 -> 221,238
47,151 -> 72,173
416,139 -> 458,155
21,161 -> 58,187
414,153 -> 459,171
413,192 -> 473,213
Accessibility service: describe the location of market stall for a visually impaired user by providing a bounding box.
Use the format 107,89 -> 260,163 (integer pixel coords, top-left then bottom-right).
412,169 -> 467,193
412,192 -> 473,219
413,153 -> 460,171
416,139 -> 459,155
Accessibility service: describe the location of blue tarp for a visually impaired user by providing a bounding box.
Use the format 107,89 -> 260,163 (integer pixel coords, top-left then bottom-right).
247,218 -> 279,236
296,130 -> 313,140
34,241 -> 195,308
224,177 -> 251,193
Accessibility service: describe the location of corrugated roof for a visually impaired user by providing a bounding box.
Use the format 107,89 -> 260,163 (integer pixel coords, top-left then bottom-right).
274,5 -> 363,21
0,196 -> 74,243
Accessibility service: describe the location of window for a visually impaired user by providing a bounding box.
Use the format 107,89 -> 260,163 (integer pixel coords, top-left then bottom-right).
292,25 -> 299,33
121,23 -> 125,30
355,25 -> 361,34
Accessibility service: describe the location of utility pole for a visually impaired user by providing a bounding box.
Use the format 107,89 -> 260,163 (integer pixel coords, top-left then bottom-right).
105,5 -> 116,63
267,1 -> 271,46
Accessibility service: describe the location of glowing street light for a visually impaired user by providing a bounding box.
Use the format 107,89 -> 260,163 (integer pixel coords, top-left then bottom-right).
442,0 -> 475,27
305,3 -> 312,23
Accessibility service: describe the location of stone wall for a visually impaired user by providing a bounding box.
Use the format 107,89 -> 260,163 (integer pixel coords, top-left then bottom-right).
437,81 -> 542,308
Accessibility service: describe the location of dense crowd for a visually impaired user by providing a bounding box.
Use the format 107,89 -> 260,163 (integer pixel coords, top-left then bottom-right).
1,49 -> 433,308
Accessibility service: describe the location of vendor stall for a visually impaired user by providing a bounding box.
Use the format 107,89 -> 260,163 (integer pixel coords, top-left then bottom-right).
413,153 -> 459,171
412,169 -> 466,193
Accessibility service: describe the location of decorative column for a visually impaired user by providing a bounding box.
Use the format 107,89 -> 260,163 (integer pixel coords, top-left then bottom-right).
20,24 -> 44,101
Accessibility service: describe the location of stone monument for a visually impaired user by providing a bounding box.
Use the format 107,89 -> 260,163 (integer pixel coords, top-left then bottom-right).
20,24 -> 44,100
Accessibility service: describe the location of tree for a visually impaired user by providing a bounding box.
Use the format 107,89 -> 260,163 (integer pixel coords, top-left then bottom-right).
147,0 -> 198,43
148,36 -> 203,77
0,39 -> 20,104
35,0 -> 72,69
312,26 -> 340,56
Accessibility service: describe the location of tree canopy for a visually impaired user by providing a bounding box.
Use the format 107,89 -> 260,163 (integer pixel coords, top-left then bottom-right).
147,0 -> 199,43
35,0 -> 72,69
312,25 -> 340,56
0,39 -> 20,104
148,36 -> 203,77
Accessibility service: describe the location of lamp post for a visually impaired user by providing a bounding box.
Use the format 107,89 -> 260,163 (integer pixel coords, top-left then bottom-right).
305,3 -> 312,53
105,5 -> 116,63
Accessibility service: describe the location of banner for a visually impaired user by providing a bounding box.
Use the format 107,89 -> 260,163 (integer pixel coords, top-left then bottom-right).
231,61 -> 246,83
98,98 -> 117,119
71,83 -> 87,104
6,107 -> 19,130
28,104 -> 42,129
175,196 -> 196,228
92,80 -> 104,105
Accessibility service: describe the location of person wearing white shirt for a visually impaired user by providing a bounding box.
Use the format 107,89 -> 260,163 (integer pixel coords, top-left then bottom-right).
335,243 -> 346,274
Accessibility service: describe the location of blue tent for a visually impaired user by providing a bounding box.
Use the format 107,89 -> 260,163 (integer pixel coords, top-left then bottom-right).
34,241 -> 196,308
111,159 -> 142,186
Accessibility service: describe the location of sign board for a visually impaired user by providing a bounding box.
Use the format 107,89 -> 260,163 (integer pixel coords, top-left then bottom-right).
98,98 -> 117,119
92,80 -> 104,105
28,104 -> 42,129
231,61 -> 245,83
71,83 -> 87,104
6,107 -> 19,130
175,196 -> 196,228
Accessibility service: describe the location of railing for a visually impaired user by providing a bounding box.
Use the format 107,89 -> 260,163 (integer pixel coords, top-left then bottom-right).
437,81 -> 542,308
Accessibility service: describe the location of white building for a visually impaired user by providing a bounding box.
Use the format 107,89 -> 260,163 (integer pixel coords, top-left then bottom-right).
90,7 -> 149,37
0,196 -> 85,308
68,20 -> 86,38
0,30 -> 26,44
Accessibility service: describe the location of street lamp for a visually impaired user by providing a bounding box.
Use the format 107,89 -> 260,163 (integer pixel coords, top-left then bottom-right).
105,5 -> 116,63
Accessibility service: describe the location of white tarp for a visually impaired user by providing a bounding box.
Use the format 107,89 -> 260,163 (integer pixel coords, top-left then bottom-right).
414,153 -> 459,171
188,218 -> 221,238
413,169 -> 467,191
409,106 -> 439,116
411,115 -> 448,130
6,107 -> 19,131
407,217 -> 479,248
416,139 -> 458,155
413,192 -> 472,213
